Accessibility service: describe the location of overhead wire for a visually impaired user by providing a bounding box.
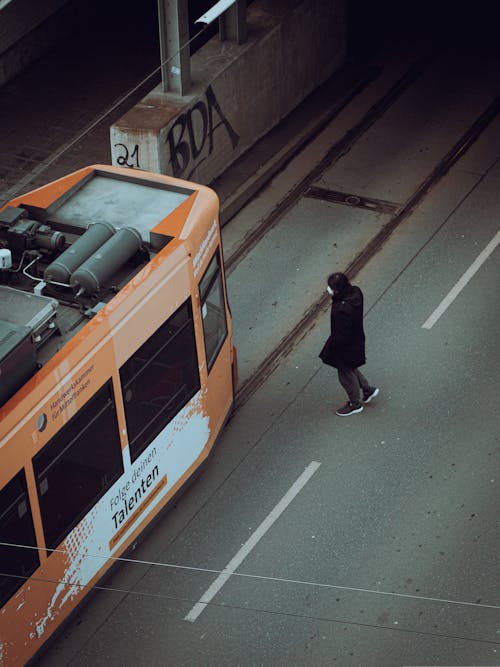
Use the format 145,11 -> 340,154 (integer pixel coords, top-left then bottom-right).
1,541 -> 499,613
1,569 -> 499,648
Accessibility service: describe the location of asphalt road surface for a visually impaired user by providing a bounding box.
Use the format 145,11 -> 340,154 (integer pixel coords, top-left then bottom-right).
35,40 -> 500,667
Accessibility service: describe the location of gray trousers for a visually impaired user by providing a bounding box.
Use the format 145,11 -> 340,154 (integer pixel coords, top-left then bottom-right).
337,367 -> 370,405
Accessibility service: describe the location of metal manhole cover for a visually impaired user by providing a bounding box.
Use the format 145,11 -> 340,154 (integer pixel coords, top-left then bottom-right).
305,186 -> 401,215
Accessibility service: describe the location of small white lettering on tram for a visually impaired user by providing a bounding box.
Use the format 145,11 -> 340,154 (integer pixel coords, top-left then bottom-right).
193,219 -> 217,277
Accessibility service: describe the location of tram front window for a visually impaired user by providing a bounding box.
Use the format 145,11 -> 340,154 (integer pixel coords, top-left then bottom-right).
199,249 -> 228,371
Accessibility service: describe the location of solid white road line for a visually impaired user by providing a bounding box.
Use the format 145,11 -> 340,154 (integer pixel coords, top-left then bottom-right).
184,460 -> 321,622
422,229 -> 500,329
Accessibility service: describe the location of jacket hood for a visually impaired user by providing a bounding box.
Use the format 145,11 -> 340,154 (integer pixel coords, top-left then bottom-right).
333,284 -> 362,307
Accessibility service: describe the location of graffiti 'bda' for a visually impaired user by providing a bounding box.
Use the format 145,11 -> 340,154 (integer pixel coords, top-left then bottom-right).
166,85 -> 240,179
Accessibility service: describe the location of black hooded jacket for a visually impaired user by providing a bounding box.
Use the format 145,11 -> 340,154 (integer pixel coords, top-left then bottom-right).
322,284 -> 366,369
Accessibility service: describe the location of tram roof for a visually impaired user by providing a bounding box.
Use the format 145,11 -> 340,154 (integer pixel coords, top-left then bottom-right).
0,165 -> 217,415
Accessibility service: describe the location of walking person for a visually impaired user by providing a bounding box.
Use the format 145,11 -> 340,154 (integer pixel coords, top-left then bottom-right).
319,272 -> 379,416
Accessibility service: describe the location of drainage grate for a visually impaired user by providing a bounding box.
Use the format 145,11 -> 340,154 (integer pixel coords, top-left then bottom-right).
304,186 -> 401,215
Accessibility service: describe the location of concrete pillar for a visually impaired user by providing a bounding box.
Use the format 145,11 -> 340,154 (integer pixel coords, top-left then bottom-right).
219,0 -> 247,44
112,0 -> 346,187
157,0 -> 190,95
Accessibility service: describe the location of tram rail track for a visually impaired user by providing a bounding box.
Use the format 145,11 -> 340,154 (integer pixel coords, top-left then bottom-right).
233,90 -> 500,410
224,52 -> 436,277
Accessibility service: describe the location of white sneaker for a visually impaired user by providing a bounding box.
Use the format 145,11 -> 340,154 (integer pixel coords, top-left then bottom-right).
336,402 -> 364,416
363,387 -> 379,404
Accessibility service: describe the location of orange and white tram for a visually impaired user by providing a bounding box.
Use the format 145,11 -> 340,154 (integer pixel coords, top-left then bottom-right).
0,165 -> 237,666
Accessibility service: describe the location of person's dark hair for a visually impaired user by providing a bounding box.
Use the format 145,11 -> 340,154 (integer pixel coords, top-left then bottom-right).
327,272 -> 349,294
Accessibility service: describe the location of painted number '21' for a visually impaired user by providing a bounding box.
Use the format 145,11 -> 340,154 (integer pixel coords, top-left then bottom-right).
115,143 -> 140,168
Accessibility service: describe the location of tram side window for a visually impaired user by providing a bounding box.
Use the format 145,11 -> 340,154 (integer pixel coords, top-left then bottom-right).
33,380 -> 124,551
120,299 -> 201,463
0,471 -> 40,607
199,249 -> 228,372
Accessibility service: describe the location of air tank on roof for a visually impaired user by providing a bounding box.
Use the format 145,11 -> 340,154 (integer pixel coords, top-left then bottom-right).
70,227 -> 142,295
44,222 -> 115,284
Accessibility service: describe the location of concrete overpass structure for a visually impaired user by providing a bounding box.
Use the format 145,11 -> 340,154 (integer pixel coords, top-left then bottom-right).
0,1 -> 347,189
